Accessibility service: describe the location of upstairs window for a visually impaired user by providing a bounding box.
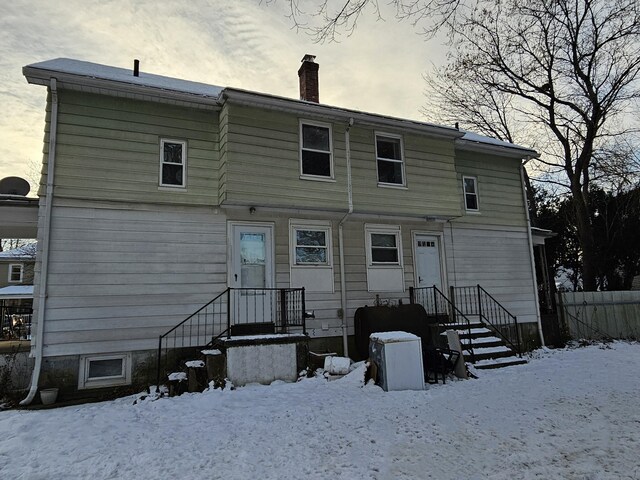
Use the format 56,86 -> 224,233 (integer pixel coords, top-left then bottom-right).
300,121 -> 333,179
8,264 -> 23,283
463,176 -> 479,211
376,134 -> 405,186
160,139 -> 187,188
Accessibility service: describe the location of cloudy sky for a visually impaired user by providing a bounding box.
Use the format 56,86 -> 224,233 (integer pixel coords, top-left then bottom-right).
0,0 -> 448,189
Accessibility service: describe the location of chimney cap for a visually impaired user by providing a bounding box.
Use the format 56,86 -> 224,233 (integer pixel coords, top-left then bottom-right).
301,54 -> 316,63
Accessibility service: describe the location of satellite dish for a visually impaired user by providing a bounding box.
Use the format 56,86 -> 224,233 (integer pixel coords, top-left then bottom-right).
0,177 -> 31,196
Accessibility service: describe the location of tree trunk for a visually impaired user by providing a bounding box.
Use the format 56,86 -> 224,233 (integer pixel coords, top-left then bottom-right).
571,189 -> 597,291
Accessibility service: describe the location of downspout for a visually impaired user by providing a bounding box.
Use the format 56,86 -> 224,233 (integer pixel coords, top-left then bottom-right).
20,78 -> 58,405
520,160 -> 545,347
338,117 -> 354,357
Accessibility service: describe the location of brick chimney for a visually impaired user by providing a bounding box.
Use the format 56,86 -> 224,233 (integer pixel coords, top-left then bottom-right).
298,54 -> 319,103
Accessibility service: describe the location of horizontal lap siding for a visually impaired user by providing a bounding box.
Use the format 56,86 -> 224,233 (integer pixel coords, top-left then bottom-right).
228,211 -> 441,337
454,151 -> 528,227
43,91 -> 219,206
42,201 -> 227,357
223,104 -> 347,210
445,225 -> 537,324
351,130 -> 461,217
222,104 -> 461,217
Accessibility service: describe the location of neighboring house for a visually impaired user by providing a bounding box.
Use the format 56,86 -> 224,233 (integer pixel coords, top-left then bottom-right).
0,243 -> 35,340
21,56 -> 543,397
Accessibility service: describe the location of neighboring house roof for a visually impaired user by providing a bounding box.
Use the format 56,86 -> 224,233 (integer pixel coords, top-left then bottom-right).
531,227 -> 557,246
0,285 -> 34,300
0,243 -> 37,261
23,58 -> 538,158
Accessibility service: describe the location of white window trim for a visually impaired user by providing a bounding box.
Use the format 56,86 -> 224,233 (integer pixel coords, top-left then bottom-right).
289,220 -> 333,268
375,132 -> 406,187
365,224 -> 403,267
8,264 -> 23,283
299,119 -> 334,181
463,175 -> 480,212
159,138 -> 187,188
78,353 -> 132,390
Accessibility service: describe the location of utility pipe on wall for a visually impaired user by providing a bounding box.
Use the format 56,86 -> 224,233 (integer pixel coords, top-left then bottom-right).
338,117 -> 354,357
520,160 -> 545,347
20,78 -> 59,405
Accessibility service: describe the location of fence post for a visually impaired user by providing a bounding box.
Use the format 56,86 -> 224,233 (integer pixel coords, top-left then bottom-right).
409,286 -> 414,305
449,285 -> 456,324
226,288 -> 231,339
301,287 -> 307,335
433,286 -> 438,317
514,316 -> 522,356
477,284 -> 482,322
280,289 -> 288,334
156,336 -> 162,394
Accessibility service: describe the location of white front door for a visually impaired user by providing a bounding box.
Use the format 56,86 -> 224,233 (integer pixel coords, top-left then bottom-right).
230,224 -> 274,323
414,234 -> 443,290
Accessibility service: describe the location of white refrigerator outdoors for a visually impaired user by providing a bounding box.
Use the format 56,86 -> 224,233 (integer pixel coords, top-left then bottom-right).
369,331 -> 425,391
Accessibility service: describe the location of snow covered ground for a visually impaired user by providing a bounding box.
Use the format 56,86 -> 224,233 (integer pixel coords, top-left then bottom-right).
1,342 -> 639,480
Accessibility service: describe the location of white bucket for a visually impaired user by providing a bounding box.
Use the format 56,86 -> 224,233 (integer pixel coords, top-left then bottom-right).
40,388 -> 59,405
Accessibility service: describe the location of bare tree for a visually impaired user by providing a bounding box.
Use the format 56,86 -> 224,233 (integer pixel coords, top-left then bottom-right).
282,0 -> 640,291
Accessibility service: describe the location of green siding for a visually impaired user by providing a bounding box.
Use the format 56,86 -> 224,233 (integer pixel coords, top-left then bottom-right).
453,150 -> 528,227
221,104 -> 462,217
43,90 -> 219,206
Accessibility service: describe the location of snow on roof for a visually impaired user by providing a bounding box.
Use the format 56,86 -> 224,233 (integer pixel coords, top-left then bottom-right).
460,131 -> 537,154
0,285 -> 34,298
0,243 -> 36,259
26,58 -> 224,99
370,331 -> 420,342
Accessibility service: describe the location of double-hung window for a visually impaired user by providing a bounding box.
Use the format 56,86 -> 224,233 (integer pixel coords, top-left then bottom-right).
160,138 -> 187,188
376,134 -> 405,186
463,176 -> 479,211
365,225 -> 404,292
289,221 -> 334,292
300,121 -> 333,179
294,228 -> 329,265
8,264 -> 23,283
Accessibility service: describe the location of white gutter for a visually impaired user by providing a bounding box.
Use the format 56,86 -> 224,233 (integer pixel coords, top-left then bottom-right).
20,78 -> 58,405
338,118 -> 355,357
520,161 -> 545,347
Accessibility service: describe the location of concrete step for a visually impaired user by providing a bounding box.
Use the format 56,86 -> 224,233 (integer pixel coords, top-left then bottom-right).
465,345 -> 517,362
473,357 -> 528,370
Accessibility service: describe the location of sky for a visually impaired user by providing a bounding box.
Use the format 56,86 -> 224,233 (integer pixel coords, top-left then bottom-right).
0,0 -> 448,189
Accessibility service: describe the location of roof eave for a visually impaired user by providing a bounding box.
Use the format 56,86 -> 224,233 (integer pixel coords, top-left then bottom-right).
23,65 -> 221,110
456,138 -> 539,160
221,88 -> 465,140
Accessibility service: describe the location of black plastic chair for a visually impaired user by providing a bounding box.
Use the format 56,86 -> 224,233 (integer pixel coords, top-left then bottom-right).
423,346 -> 460,384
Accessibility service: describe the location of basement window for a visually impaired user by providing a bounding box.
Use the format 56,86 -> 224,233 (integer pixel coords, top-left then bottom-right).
78,353 -> 132,389
159,138 -> 187,188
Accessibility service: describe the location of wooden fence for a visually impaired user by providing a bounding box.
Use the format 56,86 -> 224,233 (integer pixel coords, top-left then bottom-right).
558,291 -> 640,340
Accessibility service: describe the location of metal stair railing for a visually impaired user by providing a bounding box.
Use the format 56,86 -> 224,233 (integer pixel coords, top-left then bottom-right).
450,285 -> 521,356
156,287 -> 307,391
409,285 -> 475,362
